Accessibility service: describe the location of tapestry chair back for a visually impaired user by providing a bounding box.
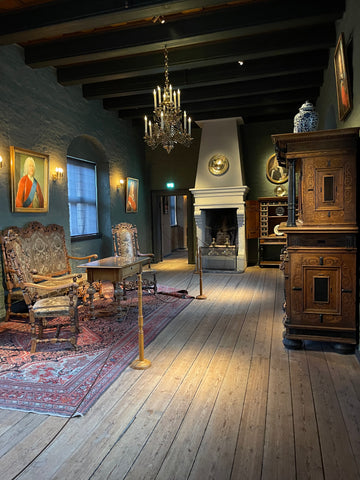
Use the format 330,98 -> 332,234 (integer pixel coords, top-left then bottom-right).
112,222 -> 157,293
3,231 -> 80,354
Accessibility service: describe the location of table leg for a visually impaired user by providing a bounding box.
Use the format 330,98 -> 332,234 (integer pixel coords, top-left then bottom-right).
131,272 -> 151,370
113,281 -> 125,322
87,283 -> 97,321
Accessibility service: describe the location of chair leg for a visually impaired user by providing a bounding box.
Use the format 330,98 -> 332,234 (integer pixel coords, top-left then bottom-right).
5,292 -> 11,322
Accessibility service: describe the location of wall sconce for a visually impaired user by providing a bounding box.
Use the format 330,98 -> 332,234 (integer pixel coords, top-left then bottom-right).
117,178 -> 125,190
52,167 -> 64,182
0,156 -> 3,168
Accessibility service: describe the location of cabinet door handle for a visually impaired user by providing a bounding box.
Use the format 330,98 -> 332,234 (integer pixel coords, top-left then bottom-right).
292,287 -> 302,291
342,288 -> 352,293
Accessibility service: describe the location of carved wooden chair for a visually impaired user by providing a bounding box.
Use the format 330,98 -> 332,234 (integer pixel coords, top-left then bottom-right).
111,222 -> 157,294
0,222 -> 98,321
3,231 -> 80,353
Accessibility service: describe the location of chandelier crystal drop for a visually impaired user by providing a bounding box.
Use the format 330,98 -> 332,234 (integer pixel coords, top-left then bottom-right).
144,47 -> 193,154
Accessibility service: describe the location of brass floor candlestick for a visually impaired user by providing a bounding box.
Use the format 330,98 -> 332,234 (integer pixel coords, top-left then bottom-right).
130,272 -> 152,370
196,247 -> 207,300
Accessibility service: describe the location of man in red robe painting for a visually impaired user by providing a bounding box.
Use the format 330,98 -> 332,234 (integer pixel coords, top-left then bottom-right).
15,156 -> 44,208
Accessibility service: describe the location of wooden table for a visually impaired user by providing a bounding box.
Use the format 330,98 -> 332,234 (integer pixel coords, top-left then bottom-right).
79,255 -> 152,369
79,255 -> 150,320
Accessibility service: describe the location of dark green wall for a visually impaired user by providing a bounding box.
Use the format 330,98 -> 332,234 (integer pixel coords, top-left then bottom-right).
240,119 -> 293,201
147,128 -> 201,191
0,45 -> 152,317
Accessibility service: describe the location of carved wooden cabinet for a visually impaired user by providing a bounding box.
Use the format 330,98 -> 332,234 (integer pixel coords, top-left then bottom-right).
272,128 -> 359,352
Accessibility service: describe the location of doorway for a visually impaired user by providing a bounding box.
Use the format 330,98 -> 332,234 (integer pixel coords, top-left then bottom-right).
151,189 -> 195,264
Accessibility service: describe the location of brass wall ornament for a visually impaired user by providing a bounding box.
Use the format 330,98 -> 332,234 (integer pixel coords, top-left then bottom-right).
266,153 -> 288,184
208,154 -> 229,176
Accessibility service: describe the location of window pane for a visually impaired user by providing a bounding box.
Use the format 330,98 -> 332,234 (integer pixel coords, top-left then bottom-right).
170,196 -> 177,226
67,157 -> 98,236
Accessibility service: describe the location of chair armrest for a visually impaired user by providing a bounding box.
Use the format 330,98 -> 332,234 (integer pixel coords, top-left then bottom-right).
33,273 -> 83,282
68,254 -> 98,261
23,281 -> 79,292
138,252 -> 154,258
33,274 -> 53,281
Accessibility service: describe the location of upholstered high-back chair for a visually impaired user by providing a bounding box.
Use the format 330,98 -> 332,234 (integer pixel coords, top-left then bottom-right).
0,221 -> 98,321
3,231 -> 80,353
111,222 -> 157,293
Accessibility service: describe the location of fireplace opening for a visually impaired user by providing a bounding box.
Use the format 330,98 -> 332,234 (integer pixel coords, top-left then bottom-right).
204,208 -> 238,247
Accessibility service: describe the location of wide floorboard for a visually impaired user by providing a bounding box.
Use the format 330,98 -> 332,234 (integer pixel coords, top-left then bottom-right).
0,251 -> 359,480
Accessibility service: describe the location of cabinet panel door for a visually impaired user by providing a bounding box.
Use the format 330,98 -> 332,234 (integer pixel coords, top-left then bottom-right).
303,267 -> 340,314
289,250 -> 356,329
301,154 -> 356,225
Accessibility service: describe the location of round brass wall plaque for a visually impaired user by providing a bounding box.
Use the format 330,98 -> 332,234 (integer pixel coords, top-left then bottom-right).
208,154 -> 229,176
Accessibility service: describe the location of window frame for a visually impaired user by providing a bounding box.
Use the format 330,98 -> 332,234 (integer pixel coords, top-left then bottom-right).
67,155 -> 99,240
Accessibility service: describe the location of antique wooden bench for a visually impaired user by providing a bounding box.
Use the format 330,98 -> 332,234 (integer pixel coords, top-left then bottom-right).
0,221 -> 98,321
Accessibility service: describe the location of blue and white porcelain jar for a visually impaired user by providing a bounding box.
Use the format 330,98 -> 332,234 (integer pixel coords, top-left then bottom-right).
293,101 -> 319,133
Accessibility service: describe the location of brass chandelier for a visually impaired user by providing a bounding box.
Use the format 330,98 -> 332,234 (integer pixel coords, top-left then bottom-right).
144,47 -> 193,154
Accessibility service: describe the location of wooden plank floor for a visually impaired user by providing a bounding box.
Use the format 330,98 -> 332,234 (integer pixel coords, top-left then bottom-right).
0,251 -> 360,480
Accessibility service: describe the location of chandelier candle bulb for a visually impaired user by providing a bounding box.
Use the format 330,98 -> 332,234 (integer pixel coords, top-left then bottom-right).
188,117 -> 191,136
177,89 -> 180,108
169,84 -> 172,101
153,90 -> 157,108
173,91 -> 177,108
184,111 -> 187,132
161,111 -> 164,130
158,86 -> 161,104
149,121 -> 152,137
144,116 -> 148,135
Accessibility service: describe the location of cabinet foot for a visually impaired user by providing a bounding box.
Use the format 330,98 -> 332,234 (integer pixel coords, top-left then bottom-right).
283,336 -> 303,350
332,343 -> 355,355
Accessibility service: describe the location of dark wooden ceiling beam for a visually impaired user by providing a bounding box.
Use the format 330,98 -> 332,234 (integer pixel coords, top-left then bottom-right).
23,2 -> 341,67
102,71 -> 324,111
114,87 -> 319,120
0,0 -> 228,44
79,23 -> 333,99
0,0 -> 345,125
58,47 -> 329,87
87,54 -> 326,100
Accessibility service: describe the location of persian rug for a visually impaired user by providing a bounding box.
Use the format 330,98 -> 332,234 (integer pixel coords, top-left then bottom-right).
0,283 -> 192,417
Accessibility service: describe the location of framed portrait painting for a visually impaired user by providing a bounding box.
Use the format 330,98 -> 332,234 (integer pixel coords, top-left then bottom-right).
334,33 -> 352,121
266,154 -> 288,184
10,146 -> 49,213
126,177 -> 138,213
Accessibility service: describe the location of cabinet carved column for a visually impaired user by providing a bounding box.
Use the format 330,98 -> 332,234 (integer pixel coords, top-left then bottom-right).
272,128 -> 359,353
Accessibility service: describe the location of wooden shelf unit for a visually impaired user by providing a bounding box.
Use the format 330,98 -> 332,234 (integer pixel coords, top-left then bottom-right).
258,196 -> 288,267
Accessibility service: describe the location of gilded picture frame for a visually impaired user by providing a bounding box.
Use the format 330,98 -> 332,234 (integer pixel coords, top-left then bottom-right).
10,146 -> 49,213
266,154 -> 288,184
126,177 -> 139,213
334,33 -> 352,121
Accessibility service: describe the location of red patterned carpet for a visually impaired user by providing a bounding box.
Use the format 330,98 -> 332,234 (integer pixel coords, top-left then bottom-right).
0,284 -> 192,417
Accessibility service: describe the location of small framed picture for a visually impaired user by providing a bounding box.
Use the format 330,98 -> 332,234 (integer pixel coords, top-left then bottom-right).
126,177 -> 138,213
266,154 -> 288,184
334,33 -> 352,121
10,146 -> 49,213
